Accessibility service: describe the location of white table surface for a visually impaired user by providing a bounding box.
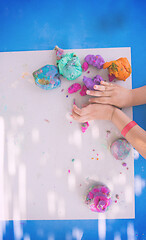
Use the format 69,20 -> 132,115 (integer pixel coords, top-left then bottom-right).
0,47 -> 134,220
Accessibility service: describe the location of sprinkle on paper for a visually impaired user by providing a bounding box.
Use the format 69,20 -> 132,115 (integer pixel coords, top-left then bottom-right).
106,130 -> 111,138
101,144 -> 107,149
115,200 -> 117,203
92,149 -> 95,151
115,194 -> 119,199
44,119 -> 50,123
61,89 -> 64,92
122,162 -> 127,167
22,72 -> 30,78
91,157 -> 94,160
72,159 -> 75,162
68,170 -> 70,173
4,105 -> 7,111
87,71 -> 90,74
66,95 -> 68,98
96,158 -> 99,160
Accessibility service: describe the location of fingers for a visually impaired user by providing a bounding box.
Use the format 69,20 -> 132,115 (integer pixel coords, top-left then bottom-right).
72,105 -> 82,115
86,90 -> 112,97
89,97 -> 111,104
72,105 -> 88,122
94,85 -> 106,91
100,81 -> 118,89
72,109 -> 88,123
100,81 -> 114,86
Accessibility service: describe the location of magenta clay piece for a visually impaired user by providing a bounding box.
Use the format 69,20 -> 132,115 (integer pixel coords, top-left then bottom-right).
68,83 -> 81,94
85,54 -> 105,69
108,74 -> 115,82
83,75 -> 103,90
81,122 -> 89,133
82,62 -> 89,71
80,85 -> 88,96
85,185 -> 111,213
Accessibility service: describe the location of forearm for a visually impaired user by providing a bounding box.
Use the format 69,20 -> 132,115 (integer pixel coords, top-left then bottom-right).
130,86 -> 146,106
112,108 -> 146,159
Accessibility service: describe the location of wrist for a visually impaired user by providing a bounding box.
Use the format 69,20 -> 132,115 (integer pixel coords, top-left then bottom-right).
128,89 -> 134,107
109,106 -> 115,121
111,107 -> 120,123
123,89 -> 133,108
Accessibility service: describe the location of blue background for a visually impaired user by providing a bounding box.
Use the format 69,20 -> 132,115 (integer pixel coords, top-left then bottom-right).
0,0 -> 146,239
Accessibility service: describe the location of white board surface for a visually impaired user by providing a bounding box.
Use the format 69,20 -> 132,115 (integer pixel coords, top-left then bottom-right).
0,47 -> 134,220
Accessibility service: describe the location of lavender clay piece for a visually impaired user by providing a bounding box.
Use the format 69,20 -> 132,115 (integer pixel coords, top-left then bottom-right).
83,75 -> 103,90
68,83 -> 81,94
85,55 -> 105,69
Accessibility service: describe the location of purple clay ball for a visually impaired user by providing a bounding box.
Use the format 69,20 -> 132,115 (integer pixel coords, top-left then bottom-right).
85,55 -> 105,69
83,75 -> 103,90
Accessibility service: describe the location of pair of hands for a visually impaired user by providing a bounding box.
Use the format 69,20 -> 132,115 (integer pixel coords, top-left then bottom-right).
72,81 -> 132,122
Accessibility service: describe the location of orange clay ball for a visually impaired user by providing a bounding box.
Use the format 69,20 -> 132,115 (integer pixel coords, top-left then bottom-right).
103,57 -> 132,81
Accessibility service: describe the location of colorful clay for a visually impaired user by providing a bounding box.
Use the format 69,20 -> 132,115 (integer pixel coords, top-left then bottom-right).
83,75 -> 103,90
54,46 -> 65,60
85,54 -> 105,69
55,46 -> 82,80
110,138 -> 131,160
82,62 -> 89,71
85,185 -> 111,213
103,57 -> 132,81
68,83 -> 81,94
80,85 -> 88,96
33,65 -> 61,90
81,122 -> 89,133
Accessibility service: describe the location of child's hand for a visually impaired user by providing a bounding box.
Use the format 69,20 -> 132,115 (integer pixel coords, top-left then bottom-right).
87,81 -> 132,108
72,103 -> 115,122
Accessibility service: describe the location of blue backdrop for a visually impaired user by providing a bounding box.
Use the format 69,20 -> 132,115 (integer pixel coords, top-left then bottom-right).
0,0 -> 146,239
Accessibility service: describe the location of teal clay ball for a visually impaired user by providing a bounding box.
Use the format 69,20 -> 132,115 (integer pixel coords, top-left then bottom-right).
57,53 -> 82,80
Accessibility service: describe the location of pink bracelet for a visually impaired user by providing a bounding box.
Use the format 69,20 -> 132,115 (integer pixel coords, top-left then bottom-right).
121,121 -> 137,137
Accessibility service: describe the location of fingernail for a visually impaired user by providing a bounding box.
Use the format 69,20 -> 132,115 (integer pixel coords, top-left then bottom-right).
86,90 -> 90,94
100,81 -> 104,84
94,85 -> 98,89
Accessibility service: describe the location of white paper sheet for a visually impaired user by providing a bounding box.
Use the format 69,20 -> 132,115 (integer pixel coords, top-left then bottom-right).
0,47 -> 134,220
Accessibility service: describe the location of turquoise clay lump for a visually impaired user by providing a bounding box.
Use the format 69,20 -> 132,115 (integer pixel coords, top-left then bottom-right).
55,46 -> 82,80
33,65 -> 61,90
